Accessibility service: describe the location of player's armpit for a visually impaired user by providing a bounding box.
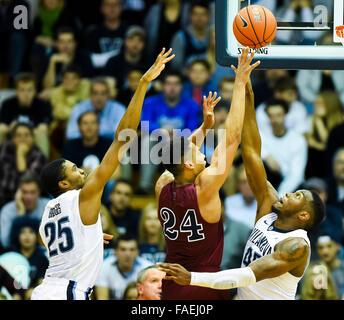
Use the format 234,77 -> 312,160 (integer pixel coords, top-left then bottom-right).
155,170 -> 175,199
249,237 -> 309,282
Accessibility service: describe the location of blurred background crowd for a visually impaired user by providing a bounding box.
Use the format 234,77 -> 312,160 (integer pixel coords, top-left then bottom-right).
0,0 -> 343,300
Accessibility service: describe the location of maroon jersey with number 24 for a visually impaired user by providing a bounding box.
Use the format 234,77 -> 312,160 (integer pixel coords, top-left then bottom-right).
158,182 -> 231,300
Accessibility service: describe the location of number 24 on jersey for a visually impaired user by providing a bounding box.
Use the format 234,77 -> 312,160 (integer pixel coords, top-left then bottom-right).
160,208 -> 205,242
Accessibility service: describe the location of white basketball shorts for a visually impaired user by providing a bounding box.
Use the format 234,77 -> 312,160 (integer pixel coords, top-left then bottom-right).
31,277 -> 93,300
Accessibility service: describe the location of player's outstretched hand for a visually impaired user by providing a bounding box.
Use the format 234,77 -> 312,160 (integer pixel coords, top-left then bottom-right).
103,233 -> 113,245
202,91 -> 221,130
142,48 -> 175,82
157,262 -> 191,286
231,47 -> 260,85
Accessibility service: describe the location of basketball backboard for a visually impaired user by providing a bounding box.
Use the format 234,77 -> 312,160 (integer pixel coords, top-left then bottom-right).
215,0 -> 344,69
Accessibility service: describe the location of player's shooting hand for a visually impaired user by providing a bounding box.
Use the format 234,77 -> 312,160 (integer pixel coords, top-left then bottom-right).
202,91 -> 221,129
157,262 -> 191,286
142,48 -> 175,82
103,233 -> 113,245
231,47 -> 260,85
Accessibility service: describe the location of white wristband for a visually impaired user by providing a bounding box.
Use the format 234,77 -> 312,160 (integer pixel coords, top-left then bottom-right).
190,267 -> 256,290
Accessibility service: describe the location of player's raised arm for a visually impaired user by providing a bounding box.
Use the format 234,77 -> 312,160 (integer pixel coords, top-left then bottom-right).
196,48 -> 260,197
188,92 -> 221,148
241,79 -> 279,224
158,236 -> 309,288
79,48 -> 175,225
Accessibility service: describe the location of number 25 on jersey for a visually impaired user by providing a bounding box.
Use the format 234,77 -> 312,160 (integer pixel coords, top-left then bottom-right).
44,216 -> 74,257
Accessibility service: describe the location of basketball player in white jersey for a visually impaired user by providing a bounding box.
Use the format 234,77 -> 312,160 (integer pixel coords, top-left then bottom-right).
31,48 -> 175,300
158,78 -> 326,300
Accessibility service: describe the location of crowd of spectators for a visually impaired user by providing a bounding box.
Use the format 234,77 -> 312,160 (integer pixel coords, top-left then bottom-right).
0,0 -> 343,300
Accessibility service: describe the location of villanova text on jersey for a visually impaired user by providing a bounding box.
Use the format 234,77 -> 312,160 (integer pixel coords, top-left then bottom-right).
48,203 -> 62,219
247,227 -> 273,256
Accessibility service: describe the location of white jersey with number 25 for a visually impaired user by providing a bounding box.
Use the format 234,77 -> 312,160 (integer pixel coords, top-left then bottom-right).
237,213 -> 310,300
39,189 -> 103,289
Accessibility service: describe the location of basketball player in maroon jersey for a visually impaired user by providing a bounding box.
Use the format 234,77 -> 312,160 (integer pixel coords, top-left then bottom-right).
155,48 -> 260,299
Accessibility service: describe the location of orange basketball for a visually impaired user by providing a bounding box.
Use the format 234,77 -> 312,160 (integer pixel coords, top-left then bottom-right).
233,5 -> 277,49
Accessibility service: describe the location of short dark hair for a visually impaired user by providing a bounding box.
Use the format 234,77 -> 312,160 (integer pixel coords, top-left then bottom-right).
111,178 -> 133,195
162,70 -> 184,83
161,136 -> 192,177
40,159 -> 67,198
77,111 -> 99,126
62,63 -> 82,78
15,72 -> 37,89
114,233 -> 138,249
306,190 -> 326,230
18,171 -> 41,189
214,100 -> 230,113
188,58 -> 211,72
218,76 -> 235,91
190,1 -> 210,12
128,69 -> 144,76
90,77 -> 110,94
115,178 -> 132,187
265,98 -> 289,114
56,26 -> 76,40
273,76 -> 297,93
12,122 -> 34,138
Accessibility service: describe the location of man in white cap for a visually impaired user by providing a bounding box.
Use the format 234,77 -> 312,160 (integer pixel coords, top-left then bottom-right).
300,234 -> 344,300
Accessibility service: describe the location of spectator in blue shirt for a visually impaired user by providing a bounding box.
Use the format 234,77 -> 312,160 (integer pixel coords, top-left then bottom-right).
65,77 -> 126,140
182,59 -> 217,107
137,70 -> 201,194
0,172 -> 49,249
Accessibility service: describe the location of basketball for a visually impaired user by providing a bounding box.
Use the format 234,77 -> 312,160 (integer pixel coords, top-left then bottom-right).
233,5 -> 277,49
